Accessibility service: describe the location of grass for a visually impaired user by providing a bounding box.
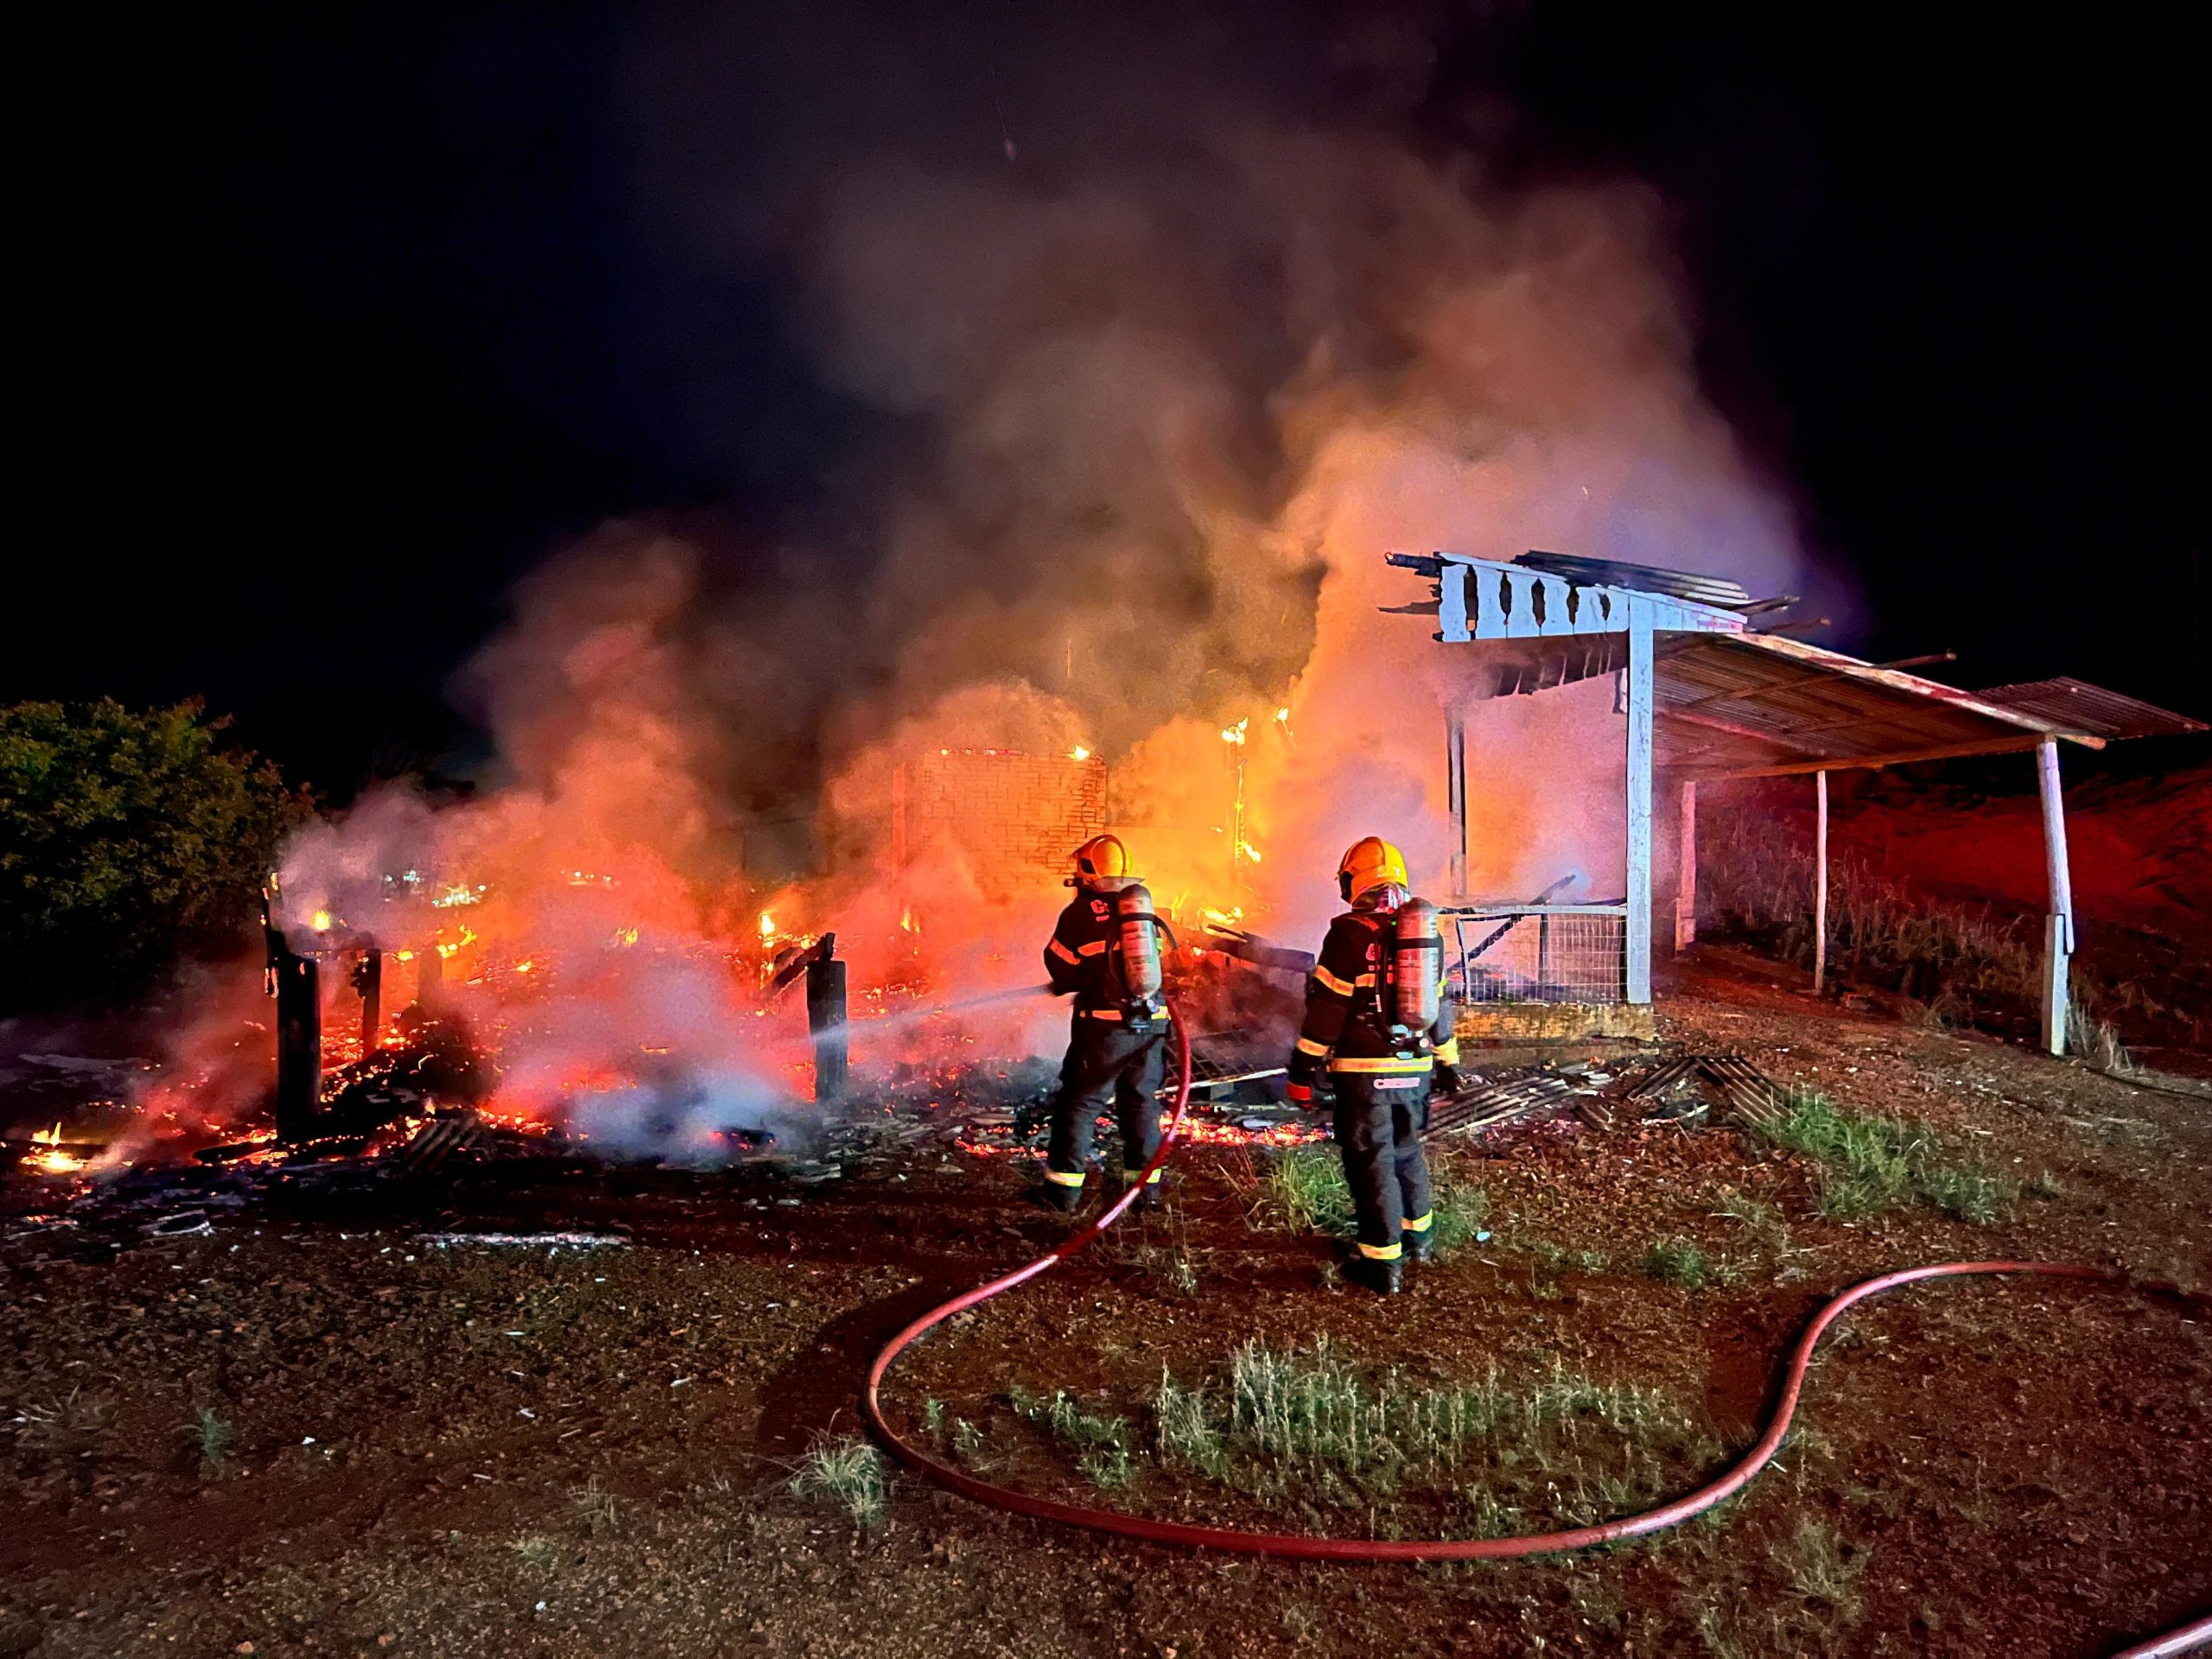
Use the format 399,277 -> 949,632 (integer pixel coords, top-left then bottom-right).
181,1406 -> 232,1472
1124,1343 -> 1719,1527
1643,1237 -> 1723,1290
1699,801 -> 2174,1054
569,1478 -> 625,1536
790,1435 -> 889,1526
1783,1516 -> 1866,1615
507,1535 -> 561,1569
1010,1387 -> 1137,1488
1252,1147 -> 1489,1257
1756,1090 -> 2017,1223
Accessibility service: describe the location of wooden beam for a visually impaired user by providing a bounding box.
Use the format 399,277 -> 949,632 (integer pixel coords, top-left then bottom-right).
2037,739 -> 2075,1056
1625,607 -> 1654,1004
1813,770 -> 1829,996
1689,733 -> 2106,779
1446,707 -> 1468,899
1675,779 -> 1698,952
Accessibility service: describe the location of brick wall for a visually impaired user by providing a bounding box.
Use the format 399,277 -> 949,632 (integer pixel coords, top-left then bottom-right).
899,749 -> 1110,900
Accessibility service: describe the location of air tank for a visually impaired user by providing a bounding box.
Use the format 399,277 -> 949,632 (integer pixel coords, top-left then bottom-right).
1392,897 -> 1441,1033
1115,882 -> 1164,1001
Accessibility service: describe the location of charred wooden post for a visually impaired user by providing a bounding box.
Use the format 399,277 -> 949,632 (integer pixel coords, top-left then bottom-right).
804,939 -> 849,1101
273,950 -> 322,1141
416,944 -> 443,1010
353,948 -> 383,1049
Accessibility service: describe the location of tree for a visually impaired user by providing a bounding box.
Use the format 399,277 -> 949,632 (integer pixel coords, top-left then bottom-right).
0,700 -> 311,1011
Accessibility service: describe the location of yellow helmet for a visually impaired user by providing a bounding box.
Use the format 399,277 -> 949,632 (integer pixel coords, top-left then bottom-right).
1337,836 -> 1408,904
1069,834 -> 1130,887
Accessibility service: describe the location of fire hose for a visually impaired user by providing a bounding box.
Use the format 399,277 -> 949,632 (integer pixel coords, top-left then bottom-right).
861,1000 -> 2210,1654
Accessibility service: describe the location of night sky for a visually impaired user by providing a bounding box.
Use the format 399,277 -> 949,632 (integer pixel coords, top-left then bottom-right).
22,5 -> 2205,796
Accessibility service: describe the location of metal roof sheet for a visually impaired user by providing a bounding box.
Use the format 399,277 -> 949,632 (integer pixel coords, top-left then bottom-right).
1653,633 -> 2105,777
1971,677 -> 2206,741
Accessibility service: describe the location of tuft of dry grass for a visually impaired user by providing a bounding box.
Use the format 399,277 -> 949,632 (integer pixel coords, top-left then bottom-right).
790,1436 -> 888,1526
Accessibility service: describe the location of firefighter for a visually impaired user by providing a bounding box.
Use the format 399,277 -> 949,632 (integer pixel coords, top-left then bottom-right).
1038,834 -> 1169,1212
1284,836 -> 1463,1294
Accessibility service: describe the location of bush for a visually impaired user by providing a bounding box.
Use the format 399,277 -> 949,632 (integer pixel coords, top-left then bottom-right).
0,700 -> 308,1010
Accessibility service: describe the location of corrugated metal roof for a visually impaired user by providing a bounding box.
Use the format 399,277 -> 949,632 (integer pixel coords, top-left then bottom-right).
1972,677 -> 2206,740
1653,633 -> 2103,777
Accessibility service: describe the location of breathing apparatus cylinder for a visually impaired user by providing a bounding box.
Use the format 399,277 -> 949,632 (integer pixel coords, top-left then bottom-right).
1115,882 -> 1164,1006
1391,898 -> 1442,1036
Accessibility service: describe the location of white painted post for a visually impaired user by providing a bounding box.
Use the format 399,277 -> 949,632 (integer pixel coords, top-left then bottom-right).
1675,779 -> 1698,951
1813,770 -> 1829,995
1624,607 -> 1654,1003
2037,739 -> 2075,1055
1446,708 -> 1468,899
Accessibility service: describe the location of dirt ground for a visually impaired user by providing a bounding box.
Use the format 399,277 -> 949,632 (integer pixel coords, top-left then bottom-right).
3,957 -> 2208,1658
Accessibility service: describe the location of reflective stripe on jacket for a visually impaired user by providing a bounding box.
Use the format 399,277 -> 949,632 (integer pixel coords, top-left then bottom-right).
1288,906 -> 1459,1082
1044,892 -> 1123,1013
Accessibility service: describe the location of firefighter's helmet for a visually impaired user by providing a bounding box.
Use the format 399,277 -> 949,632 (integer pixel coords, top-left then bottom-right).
1337,836 -> 1408,904
1069,834 -> 1131,887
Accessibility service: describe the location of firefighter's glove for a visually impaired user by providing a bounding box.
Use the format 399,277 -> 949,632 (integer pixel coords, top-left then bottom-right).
1434,1065 -> 1470,1097
1285,1081 -> 1316,1109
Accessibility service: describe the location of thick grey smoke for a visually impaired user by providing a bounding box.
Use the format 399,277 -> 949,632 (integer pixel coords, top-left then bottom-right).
174,4 -> 1848,1146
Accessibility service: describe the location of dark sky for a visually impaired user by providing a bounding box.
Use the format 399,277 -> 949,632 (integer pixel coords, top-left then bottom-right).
21,5 -> 2206,793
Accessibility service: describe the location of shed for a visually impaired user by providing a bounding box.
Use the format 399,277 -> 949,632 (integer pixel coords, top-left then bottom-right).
1387,550 -> 2205,1053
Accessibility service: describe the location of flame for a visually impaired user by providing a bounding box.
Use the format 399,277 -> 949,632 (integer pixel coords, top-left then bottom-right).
309,909 -> 333,932
26,1122 -> 86,1176
899,906 -> 918,934
1219,718 -> 1248,745
1240,841 -> 1263,864
513,960 -> 535,975
1070,745 -> 1091,761
758,912 -> 776,941
613,925 -> 639,948
431,884 -> 482,908
435,925 -> 477,960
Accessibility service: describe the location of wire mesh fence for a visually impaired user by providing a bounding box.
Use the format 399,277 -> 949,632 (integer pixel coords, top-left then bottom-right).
1446,906 -> 1627,1005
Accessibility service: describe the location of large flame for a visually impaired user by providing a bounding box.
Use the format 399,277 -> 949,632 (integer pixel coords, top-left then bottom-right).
128,105 -> 1825,1160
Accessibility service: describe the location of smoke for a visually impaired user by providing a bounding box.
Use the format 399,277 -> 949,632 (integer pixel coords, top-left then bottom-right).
149,5 -> 1844,1146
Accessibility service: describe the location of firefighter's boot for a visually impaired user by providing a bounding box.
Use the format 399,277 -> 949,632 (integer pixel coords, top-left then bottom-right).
1344,1253 -> 1402,1296
1034,1177 -> 1085,1214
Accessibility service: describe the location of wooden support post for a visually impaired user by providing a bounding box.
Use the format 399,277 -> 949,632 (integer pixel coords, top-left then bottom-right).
1624,608 -> 1654,1003
806,951 -> 849,1101
273,951 -> 321,1143
2037,739 -> 2075,1055
1813,770 -> 1829,995
1445,708 -> 1468,898
1675,779 -> 1698,952
354,948 -> 383,1049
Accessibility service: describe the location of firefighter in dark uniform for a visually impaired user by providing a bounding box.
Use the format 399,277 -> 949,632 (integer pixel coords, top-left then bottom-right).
1038,835 -> 1168,1212
1285,836 -> 1462,1294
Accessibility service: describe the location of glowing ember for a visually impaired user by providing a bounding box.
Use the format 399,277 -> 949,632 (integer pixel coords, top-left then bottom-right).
27,1122 -> 88,1176
431,884 -> 483,908
758,912 -> 776,940
309,909 -> 334,932
1070,745 -> 1090,761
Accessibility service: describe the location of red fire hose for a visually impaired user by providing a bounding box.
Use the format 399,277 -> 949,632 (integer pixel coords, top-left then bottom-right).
863,1002 -> 2209,1650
